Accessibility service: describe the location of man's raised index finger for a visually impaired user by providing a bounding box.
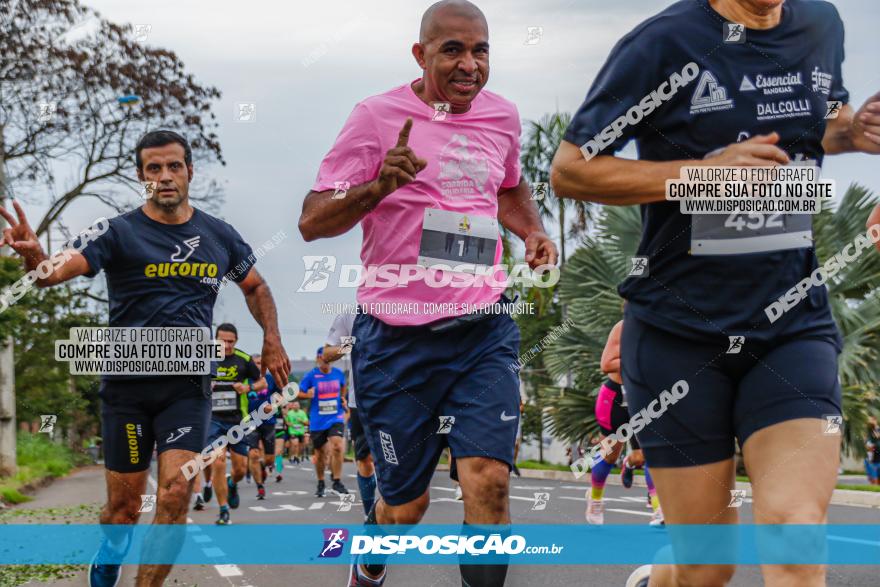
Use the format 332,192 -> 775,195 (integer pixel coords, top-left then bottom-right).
396,117 -> 413,148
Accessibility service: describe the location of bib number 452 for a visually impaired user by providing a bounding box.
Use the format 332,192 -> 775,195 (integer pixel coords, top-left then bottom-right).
723,213 -> 783,231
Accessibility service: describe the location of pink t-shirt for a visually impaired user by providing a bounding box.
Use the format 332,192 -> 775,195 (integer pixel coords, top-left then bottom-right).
313,80 -> 522,326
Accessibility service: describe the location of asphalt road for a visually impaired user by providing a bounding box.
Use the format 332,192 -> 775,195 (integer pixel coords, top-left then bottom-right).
9,462 -> 880,587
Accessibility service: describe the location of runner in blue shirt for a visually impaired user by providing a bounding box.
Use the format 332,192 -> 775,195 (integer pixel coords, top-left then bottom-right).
551,1 -> 880,585
298,347 -> 349,497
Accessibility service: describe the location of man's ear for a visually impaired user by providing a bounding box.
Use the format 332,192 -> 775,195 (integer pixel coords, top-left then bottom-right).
136,168 -> 145,181
412,42 -> 426,70
187,164 -> 194,182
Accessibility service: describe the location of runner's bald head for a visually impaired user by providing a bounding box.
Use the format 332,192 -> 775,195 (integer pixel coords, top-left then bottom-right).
420,0 -> 487,44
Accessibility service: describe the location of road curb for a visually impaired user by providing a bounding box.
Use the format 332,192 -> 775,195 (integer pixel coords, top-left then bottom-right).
510,468 -> 880,508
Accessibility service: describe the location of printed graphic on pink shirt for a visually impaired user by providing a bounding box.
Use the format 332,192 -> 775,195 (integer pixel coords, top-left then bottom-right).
437,133 -> 492,200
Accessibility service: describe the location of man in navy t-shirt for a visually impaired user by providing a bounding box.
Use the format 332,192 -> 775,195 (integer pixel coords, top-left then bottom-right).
550,1 -> 880,586
298,346 -> 348,498
0,130 -> 291,587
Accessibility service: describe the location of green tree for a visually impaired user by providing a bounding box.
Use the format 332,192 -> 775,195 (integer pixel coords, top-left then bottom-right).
520,112 -> 594,265
543,184 -> 880,456
0,257 -> 103,443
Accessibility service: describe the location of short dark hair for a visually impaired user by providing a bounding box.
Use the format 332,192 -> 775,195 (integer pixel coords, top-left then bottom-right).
135,130 -> 192,170
216,323 -> 238,338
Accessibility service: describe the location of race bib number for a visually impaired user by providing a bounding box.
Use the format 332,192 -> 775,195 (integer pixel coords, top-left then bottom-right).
211,391 -> 237,412
691,213 -> 812,255
275,419 -> 285,431
417,208 -> 498,273
318,399 -> 337,415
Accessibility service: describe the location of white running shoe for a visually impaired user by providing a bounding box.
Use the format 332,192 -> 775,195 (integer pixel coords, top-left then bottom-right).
454,485 -> 463,500
586,494 -> 604,525
649,505 -> 665,527
625,564 -> 652,587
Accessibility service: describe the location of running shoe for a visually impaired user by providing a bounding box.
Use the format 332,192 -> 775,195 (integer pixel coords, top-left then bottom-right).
332,479 -> 349,494
88,536 -> 129,587
625,564 -> 652,587
257,486 -> 266,500
193,495 -> 205,511
276,474 -> 283,483
454,485 -> 463,500
216,508 -> 231,526
649,506 -> 665,527
316,479 -> 326,498
586,494 -> 605,525
203,484 -> 213,503
347,560 -> 386,586
227,476 -> 240,509
621,461 -> 634,489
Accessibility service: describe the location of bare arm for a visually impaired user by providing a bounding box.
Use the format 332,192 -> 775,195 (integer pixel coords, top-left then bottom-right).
0,201 -> 92,287
823,94 -> 880,155
322,344 -> 346,363
600,320 -> 623,383
497,179 -> 558,267
550,134 -> 790,206
237,268 -> 291,386
299,184 -> 386,242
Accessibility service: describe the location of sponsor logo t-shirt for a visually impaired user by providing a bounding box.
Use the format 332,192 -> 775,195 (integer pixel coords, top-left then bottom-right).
299,367 -> 346,432
563,0 -> 846,346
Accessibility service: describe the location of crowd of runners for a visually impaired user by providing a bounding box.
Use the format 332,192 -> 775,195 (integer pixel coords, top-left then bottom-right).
2,0 -> 880,585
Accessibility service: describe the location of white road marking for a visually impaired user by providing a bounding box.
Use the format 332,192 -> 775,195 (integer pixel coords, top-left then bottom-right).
606,508 -> 653,517
272,490 -> 309,496
249,504 -> 304,512
431,498 -> 464,504
193,534 -> 211,543
432,486 -> 456,493
215,564 -> 244,577
309,502 -> 325,510
558,496 -> 629,503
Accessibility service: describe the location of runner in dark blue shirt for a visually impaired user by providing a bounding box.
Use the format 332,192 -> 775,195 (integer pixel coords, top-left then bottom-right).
298,347 -> 349,498
0,130 -> 290,587
550,1 -> 880,586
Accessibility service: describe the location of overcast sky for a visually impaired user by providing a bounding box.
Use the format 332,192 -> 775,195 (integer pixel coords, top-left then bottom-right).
49,0 -> 880,358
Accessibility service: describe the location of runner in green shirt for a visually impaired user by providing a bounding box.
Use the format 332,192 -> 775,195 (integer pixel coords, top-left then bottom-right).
285,401 -> 309,464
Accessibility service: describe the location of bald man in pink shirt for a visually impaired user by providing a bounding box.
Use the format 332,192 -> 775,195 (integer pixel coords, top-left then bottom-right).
299,2 -> 556,585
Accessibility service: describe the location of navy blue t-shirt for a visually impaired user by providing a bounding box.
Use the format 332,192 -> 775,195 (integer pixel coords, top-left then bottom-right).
564,0 -> 847,347
79,207 -> 254,329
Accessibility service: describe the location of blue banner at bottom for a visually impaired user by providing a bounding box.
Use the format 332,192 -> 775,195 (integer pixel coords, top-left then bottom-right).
0,524 -> 878,565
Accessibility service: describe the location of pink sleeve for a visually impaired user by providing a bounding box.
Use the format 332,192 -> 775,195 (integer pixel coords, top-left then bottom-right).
312,102 -> 383,192
500,106 -> 522,189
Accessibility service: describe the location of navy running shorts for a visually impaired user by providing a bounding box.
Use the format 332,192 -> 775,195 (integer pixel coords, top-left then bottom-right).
352,310 -> 521,506
349,408 -> 372,462
621,312 -> 841,468
100,375 -> 211,473
246,421 -> 276,454
207,419 -> 251,457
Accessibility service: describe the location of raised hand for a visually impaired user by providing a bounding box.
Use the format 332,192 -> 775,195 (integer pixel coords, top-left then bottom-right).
373,118 -> 428,198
